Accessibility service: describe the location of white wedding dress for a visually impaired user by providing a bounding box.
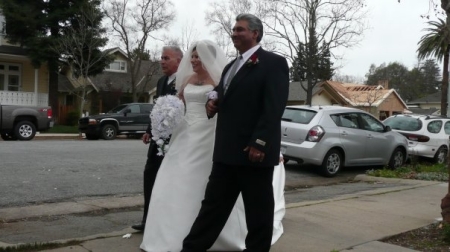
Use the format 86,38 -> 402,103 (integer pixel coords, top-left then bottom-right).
140,84 -> 285,252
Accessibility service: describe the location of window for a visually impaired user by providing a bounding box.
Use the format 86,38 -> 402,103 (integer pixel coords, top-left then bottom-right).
427,120 -> 443,134
65,95 -> 75,106
0,63 -> 21,91
128,104 -> 140,113
332,113 -> 359,129
444,121 -> 450,135
105,60 -> 127,72
360,113 -> 384,132
140,104 -> 154,114
281,108 -> 317,124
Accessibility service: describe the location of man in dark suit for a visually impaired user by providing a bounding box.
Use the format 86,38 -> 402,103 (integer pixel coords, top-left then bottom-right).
132,45 -> 183,231
182,14 -> 289,252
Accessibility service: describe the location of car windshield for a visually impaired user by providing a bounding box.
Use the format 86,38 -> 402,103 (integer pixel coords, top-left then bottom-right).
384,116 -> 422,131
281,108 -> 317,124
108,105 -> 128,114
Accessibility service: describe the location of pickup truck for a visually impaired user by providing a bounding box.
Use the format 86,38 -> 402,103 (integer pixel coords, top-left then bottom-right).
0,105 -> 54,141
78,103 -> 154,140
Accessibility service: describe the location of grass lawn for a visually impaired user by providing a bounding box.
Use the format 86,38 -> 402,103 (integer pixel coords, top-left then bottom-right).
46,125 -> 79,134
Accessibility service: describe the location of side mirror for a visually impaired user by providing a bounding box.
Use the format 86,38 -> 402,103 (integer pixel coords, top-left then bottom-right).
124,108 -> 131,116
385,125 -> 392,132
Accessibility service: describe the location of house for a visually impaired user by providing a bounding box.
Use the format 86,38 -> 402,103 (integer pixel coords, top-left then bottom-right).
286,81 -> 320,105
406,91 -> 441,115
58,48 -> 162,124
0,15 -> 49,107
288,80 -> 408,120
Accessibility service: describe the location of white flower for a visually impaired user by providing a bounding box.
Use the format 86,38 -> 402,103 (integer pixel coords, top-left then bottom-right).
206,90 -> 218,100
150,95 -> 185,156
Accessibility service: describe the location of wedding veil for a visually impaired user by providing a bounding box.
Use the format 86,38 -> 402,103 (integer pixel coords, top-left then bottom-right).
175,40 -> 228,91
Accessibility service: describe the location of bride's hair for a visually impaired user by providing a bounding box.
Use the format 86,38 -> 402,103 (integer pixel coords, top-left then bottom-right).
176,40 -> 227,92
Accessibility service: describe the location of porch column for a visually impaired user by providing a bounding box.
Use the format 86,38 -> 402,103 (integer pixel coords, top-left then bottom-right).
34,68 -> 38,106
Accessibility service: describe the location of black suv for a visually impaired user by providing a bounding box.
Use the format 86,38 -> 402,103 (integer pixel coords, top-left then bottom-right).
78,103 -> 153,140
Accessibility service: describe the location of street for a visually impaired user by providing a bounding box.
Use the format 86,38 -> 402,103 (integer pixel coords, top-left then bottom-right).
0,139 -> 370,208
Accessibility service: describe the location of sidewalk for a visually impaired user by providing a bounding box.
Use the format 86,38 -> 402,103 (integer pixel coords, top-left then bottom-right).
0,175 -> 445,252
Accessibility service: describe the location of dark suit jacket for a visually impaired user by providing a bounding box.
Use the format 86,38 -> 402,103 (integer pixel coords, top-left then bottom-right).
213,47 -> 289,166
145,76 -> 177,155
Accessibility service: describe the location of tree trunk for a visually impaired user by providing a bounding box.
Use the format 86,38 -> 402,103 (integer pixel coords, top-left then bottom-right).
441,44 -> 450,224
441,50 -> 449,116
48,58 -> 59,122
440,0 -> 450,225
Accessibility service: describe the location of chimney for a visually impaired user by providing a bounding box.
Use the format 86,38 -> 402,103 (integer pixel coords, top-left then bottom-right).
377,80 -> 388,89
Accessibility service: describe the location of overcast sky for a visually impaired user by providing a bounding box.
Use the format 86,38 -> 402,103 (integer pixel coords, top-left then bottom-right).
153,0 -> 438,79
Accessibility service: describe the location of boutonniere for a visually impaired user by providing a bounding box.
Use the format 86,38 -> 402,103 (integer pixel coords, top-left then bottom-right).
246,54 -> 259,67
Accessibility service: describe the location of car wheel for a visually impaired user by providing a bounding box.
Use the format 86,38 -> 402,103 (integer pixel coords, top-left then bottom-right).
101,124 -> 117,140
433,147 -> 447,164
320,149 -> 342,177
14,121 -> 36,140
85,133 -> 99,140
1,132 -> 17,141
388,147 -> 404,169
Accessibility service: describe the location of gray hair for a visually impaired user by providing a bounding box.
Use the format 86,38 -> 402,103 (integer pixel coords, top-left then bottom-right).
236,13 -> 264,43
162,45 -> 183,60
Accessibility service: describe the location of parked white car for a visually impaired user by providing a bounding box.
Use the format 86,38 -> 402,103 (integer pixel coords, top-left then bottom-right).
383,114 -> 450,164
281,105 -> 408,177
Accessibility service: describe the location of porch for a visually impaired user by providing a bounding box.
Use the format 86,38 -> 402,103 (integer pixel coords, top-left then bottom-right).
0,91 -> 49,106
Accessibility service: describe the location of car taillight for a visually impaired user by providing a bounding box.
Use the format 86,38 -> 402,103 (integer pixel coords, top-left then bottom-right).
47,108 -> 53,119
39,108 -> 53,119
401,133 -> 430,142
306,125 -> 325,142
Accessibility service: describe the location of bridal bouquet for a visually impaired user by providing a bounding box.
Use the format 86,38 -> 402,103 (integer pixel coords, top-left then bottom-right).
150,95 -> 185,156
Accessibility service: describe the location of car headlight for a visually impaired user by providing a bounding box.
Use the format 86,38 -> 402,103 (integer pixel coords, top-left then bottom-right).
88,119 -> 98,125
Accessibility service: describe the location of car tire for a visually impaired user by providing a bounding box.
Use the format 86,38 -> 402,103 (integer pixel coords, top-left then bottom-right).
101,124 -> 117,140
85,133 -> 99,140
1,132 -> 17,141
320,149 -> 342,177
14,121 -> 36,140
433,147 -> 448,164
388,147 -> 405,169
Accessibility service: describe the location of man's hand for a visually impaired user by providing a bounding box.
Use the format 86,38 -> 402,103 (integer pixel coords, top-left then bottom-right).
206,99 -> 218,118
244,146 -> 265,163
142,133 -> 151,144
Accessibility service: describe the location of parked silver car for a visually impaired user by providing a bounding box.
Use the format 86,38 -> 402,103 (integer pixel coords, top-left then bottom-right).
383,114 -> 450,164
281,105 -> 408,177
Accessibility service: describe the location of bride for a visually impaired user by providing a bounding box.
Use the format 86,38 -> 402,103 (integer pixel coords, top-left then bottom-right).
140,39 -> 285,252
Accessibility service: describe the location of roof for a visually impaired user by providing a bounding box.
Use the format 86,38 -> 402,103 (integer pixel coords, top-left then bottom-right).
408,91 -> 441,104
0,45 -> 28,56
321,81 -> 408,108
288,81 -> 321,101
407,107 -> 441,115
59,59 -> 163,93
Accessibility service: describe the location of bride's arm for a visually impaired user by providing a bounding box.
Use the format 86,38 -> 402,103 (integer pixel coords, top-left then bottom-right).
177,75 -> 195,104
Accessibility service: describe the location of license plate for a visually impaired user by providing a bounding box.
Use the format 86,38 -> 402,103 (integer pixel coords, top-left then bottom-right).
280,146 -> 286,154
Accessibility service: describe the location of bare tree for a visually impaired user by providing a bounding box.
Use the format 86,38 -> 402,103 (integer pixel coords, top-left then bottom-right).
205,0 -> 278,58
161,20 -> 200,52
53,4 -> 112,118
259,0 -> 369,63
103,0 -> 175,102
349,85 -> 386,115
332,73 -> 365,84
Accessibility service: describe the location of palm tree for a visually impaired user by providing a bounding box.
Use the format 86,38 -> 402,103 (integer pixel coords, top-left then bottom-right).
417,18 -> 450,116
417,18 -> 450,224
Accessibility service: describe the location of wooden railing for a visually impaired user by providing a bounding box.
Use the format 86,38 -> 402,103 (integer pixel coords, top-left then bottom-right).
0,91 -> 49,106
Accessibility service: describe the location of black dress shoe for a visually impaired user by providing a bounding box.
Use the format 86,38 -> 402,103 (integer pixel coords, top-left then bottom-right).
132,222 -> 145,231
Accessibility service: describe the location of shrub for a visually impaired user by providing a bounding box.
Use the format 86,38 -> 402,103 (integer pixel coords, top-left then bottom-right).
66,111 -> 80,126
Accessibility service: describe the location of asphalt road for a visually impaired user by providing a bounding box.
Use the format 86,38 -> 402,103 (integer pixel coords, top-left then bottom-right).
0,139 -> 370,208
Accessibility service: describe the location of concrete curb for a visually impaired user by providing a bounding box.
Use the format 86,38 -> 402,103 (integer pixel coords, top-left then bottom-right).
1,175 -> 441,222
